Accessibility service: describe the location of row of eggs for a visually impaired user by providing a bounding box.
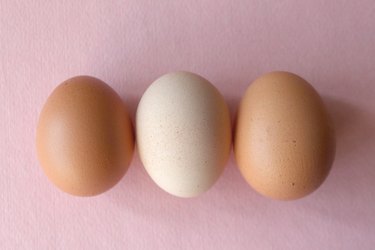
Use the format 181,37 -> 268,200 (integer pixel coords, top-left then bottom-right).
36,71 -> 335,200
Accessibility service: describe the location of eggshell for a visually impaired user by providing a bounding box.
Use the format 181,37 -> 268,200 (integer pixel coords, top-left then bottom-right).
36,76 -> 134,196
234,71 -> 335,200
136,71 -> 231,198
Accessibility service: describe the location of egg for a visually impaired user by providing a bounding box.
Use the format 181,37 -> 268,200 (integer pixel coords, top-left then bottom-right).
136,71 -> 231,198
36,76 -> 134,196
234,71 -> 335,200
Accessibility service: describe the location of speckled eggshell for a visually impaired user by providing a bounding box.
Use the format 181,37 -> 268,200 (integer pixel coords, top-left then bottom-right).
136,71 -> 232,198
234,71 -> 335,200
36,76 -> 134,196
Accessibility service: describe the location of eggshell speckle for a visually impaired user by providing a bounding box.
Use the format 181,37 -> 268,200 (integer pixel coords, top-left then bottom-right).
136,72 -> 231,198
234,71 -> 335,200
36,76 -> 134,196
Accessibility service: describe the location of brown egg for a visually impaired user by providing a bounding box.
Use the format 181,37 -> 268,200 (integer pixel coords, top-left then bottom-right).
235,71 -> 335,200
36,76 -> 134,196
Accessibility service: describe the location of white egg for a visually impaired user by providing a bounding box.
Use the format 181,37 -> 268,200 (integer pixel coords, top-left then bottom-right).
136,71 -> 231,197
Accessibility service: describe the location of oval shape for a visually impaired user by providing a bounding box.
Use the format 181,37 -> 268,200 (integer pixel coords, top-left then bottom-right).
234,71 -> 335,200
136,71 -> 231,198
36,76 -> 134,196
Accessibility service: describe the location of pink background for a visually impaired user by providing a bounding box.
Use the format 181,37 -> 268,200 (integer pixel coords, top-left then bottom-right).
1,1 -> 375,249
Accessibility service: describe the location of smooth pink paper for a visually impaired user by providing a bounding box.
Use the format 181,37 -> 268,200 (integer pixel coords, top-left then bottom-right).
1,1 -> 374,249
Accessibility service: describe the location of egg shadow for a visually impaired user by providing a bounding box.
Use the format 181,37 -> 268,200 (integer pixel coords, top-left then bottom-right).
322,96 -> 373,166
313,95 -> 375,208
121,94 -> 139,125
224,95 -> 240,126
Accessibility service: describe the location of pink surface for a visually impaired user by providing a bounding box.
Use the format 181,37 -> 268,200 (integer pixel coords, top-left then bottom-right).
1,1 -> 375,249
